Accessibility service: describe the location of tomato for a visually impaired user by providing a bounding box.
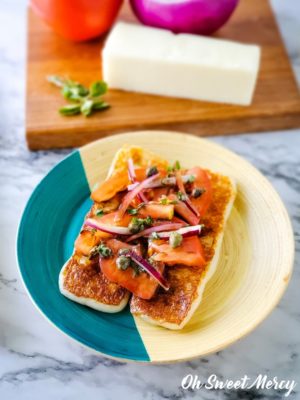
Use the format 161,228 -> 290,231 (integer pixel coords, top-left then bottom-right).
31,0 -> 123,42
100,239 -> 164,299
75,212 -> 131,255
167,194 -> 199,225
139,203 -> 174,220
188,167 -> 212,216
149,236 -> 206,268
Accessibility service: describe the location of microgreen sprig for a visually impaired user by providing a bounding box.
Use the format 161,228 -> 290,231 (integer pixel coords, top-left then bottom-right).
47,75 -> 110,117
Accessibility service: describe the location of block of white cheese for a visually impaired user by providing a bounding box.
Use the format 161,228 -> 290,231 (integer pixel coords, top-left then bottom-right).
103,22 -> 261,106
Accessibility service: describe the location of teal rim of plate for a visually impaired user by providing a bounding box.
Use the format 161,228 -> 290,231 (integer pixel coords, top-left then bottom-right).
17,150 -> 150,362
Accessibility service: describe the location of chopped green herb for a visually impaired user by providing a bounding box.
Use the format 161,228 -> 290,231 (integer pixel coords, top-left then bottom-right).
177,191 -> 187,201
166,165 -> 173,174
169,232 -> 183,248
187,175 -> 196,183
174,160 -> 181,170
47,75 -> 110,117
127,208 -> 139,215
95,209 -> 104,217
127,202 -> 146,216
160,196 -> 168,205
159,195 -> 177,205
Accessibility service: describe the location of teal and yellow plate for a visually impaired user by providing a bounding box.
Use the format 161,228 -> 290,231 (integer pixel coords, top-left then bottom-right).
17,131 -> 294,363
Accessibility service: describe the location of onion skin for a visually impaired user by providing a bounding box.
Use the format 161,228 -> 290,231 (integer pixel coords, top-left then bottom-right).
129,0 -> 239,36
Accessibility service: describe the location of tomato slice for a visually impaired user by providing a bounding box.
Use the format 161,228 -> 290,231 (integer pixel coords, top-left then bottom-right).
138,203 -> 174,220
188,167 -> 212,217
75,212 -> 131,255
91,171 -> 129,203
166,194 -> 199,225
100,239 -> 164,300
149,236 -> 206,268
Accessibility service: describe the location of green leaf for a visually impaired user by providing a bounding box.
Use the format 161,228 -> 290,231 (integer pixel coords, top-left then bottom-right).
80,99 -> 94,117
59,104 -> 81,116
90,81 -> 108,97
92,101 -> 110,111
48,75 -> 110,117
62,83 -> 89,100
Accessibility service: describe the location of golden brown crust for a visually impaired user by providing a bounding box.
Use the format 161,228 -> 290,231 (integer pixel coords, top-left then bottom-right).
130,171 -> 234,324
62,256 -> 128,306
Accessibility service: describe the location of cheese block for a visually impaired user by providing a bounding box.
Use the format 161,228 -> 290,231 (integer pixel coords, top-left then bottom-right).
102,22 -> 261,106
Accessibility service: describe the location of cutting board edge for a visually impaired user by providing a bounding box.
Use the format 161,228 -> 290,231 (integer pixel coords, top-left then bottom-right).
26,112 -> 300,150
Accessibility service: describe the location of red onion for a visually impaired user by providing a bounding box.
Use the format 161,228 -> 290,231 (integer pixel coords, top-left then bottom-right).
127,158 -> 136,183
128,250 -> 169,291
85,218 -> 131,235
126,222 -> 184,242
174,200 -> 200,226
127,158 -> 148,203
129,0 -> 239,36
115,173 -> 159,221
127,174 -> 195,191
175,170 -> 200,218
155,225 -> 203,239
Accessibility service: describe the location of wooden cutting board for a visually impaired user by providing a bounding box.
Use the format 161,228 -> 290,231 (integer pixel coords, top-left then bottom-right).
26,0 -> 300,150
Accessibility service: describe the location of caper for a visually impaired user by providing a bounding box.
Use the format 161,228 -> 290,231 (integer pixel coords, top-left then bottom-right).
116,255 -> 131,270
97,243 -> 112,258
169,232 -> 183,248
128,218 -> 141,234
192,187 -> 205,198
118,248 -> 130,256
146,165 -> 158,177
128,216 -> 153,233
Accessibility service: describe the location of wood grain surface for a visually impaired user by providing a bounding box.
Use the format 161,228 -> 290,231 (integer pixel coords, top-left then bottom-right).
26,0 -> 300,150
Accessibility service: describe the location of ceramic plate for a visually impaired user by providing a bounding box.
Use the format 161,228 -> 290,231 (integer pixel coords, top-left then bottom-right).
17,131 -> 294,363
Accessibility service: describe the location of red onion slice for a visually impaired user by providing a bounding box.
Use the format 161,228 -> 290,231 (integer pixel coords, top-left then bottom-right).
126,222 -> 184,242
127,158 -> 136,183
176,171 -> 200,218
155,225 -> 203,239
128,250 -> 169,291
128,158 -> 148,203
85,218 -> 131,236
115,173 -> 159,221
127,174 -> 195,191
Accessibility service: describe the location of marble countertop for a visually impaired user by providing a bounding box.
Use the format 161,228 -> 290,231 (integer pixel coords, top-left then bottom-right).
0,0 -> 300,399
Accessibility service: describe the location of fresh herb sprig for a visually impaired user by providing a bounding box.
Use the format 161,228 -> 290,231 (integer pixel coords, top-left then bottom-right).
47,75 -> 110,117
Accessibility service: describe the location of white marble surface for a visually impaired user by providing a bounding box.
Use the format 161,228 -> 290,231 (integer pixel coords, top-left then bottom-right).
0,0 -> 300,399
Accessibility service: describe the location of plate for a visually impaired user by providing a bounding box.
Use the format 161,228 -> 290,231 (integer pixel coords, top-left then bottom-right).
17,131 -> 294,363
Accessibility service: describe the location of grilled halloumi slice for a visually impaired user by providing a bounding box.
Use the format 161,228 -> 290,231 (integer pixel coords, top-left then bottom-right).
130,170 -> 236,329
59,145 -> 168,312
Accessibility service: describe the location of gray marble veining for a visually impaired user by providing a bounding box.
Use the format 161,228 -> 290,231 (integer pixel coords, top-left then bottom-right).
0,1 -> 299,399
